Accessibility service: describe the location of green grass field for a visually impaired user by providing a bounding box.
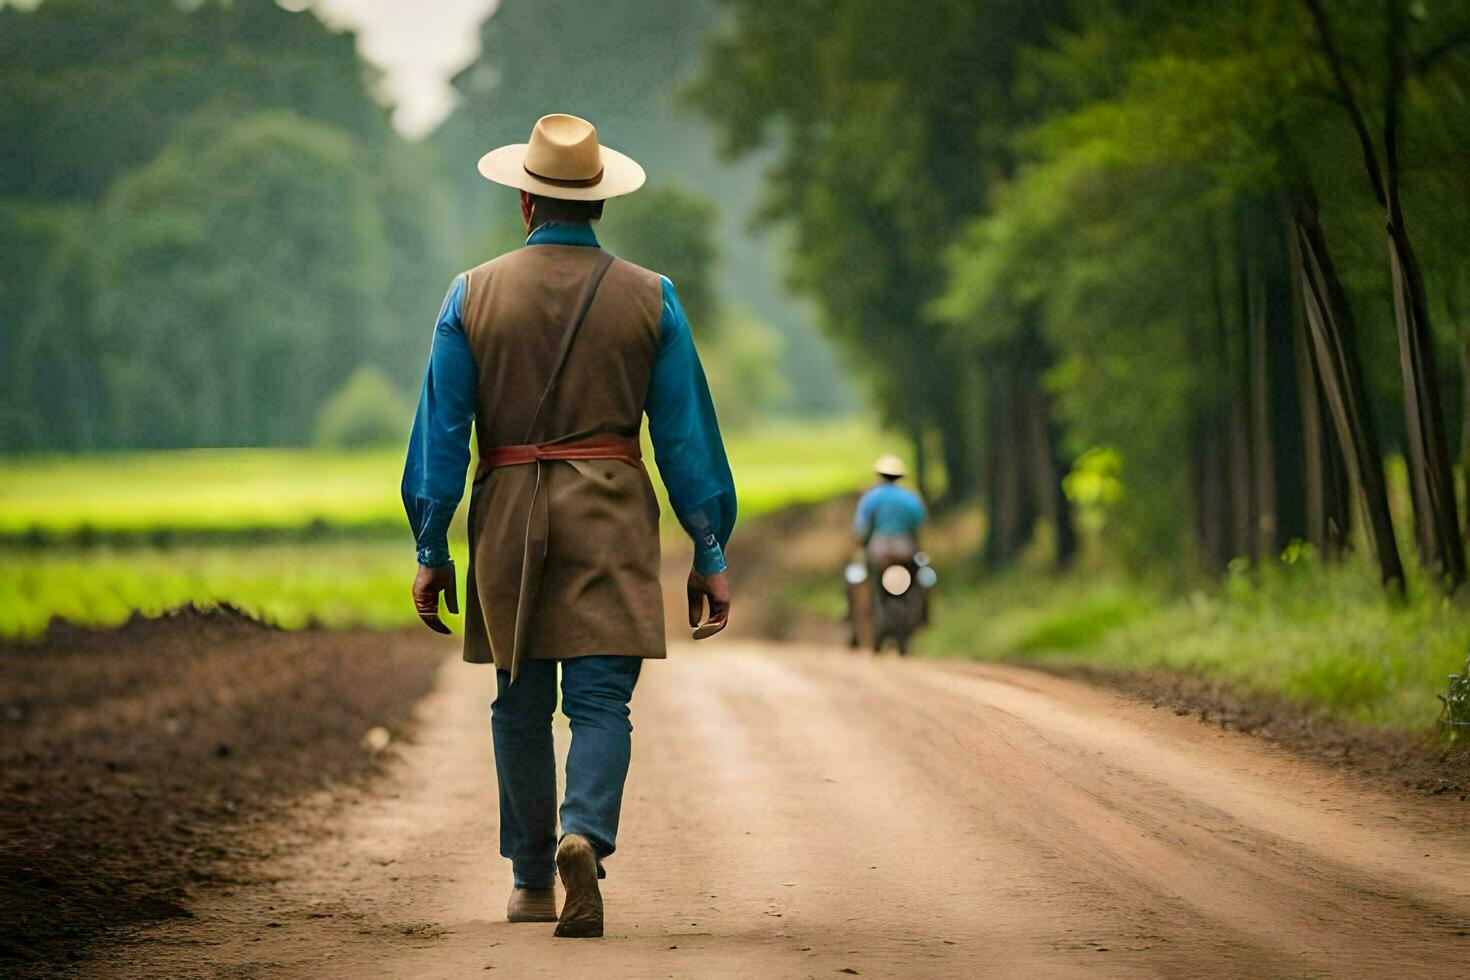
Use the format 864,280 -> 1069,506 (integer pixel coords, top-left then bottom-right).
0,448 -> 407,539
0,541 -> 422,638
0,416 -> 889,637
0,417 -> 884,542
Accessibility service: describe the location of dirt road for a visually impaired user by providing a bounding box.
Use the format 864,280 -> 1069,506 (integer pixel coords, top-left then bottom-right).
92,641 -> 1470,979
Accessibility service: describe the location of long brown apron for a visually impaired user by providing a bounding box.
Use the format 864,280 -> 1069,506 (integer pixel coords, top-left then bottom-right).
474,250 -> 643,682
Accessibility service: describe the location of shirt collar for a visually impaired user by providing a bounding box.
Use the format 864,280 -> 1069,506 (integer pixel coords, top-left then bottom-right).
525,221 -> 600,248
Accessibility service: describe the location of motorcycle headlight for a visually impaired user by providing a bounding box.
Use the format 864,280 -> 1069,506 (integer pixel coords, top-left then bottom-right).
914,551 -> 930,567
844,561 -> 868,585
916,565 -> 938,589
880,565 -> 913,596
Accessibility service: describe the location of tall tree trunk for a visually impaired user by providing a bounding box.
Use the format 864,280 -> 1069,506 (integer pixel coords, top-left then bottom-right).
1191,425 -> 1231,570
1223,213 -> 1256,563
981,355 -> 1020,567
1289,188 -> 1405,590
1016,308 -> 1076,569
1294,236 -> 1351,560
1236,201 -> 1281,560
1259,195 -> 1308,552
1231,195 -> 1310,562
1384,197 -> 1463,586
1227,394 -> 1255,562
1456,288 -> 1470,556
1305,0 -> 1463,588
981,337 -> 1065,569
935,388 -> 977,505
910,419 -> 930,503
1190,222 -> 1235,571
1043,397 -> 1079,569
1382,0 -> 1462,586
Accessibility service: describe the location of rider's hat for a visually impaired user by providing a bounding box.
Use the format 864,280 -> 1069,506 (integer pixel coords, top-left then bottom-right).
874,455 -> 907,479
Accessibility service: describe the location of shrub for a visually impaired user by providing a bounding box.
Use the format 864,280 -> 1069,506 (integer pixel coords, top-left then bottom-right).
314,365 -> 410,449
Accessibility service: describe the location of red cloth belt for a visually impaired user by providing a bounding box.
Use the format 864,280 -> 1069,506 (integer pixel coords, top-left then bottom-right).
476,433 -> 642,480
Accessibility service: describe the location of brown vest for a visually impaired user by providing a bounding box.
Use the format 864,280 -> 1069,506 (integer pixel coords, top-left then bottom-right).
459,243 -> 667,671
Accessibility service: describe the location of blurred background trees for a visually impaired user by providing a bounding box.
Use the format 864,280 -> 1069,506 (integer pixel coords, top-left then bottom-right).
0,0 -> 844,454
695,0 -> 1470,589
0,0 -> 447,450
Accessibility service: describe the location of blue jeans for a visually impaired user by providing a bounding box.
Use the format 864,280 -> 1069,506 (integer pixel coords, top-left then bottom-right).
491,656 -> 643,890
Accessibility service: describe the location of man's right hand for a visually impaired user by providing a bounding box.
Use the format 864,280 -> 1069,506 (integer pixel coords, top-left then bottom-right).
413,562 -> 459,635
687,569 -> 731,640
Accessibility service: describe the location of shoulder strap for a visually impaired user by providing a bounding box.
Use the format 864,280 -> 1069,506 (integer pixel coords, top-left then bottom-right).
522,250 -> 617,443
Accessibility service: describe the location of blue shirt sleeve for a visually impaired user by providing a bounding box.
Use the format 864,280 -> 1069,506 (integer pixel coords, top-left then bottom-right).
401,275 -> 477,567
645,276 -> 737,575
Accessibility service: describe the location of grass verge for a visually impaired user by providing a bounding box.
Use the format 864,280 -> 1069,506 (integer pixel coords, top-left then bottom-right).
919,557 -> 1470,732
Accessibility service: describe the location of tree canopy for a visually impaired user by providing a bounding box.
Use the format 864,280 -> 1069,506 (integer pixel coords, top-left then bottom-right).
696,0 -> 1470,584
0,0 -> 454,451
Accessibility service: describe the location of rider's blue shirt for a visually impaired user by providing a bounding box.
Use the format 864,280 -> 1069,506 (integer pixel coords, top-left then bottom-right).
401,221 -> 736,575
854,482 -> 926,542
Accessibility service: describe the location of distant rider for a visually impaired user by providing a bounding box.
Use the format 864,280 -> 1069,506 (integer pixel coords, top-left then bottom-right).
848,455 -> 926,645
854,454 -> 927,561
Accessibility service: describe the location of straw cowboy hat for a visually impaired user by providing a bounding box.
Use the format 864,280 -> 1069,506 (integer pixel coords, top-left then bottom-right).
477,113 -> 646,202
874,455 -> 907,479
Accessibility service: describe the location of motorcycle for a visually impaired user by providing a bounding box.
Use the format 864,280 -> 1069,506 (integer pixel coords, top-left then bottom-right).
844,548 -> 936,655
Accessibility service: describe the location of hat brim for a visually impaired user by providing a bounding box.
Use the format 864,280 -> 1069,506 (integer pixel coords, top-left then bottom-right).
477,142 -> 646,201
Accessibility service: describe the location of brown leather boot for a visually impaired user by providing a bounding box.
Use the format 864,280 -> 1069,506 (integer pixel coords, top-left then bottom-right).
506,886 -> 557,923
553,834 -> 603,938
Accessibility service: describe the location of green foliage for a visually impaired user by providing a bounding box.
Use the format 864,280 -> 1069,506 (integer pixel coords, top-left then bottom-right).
700,307 -> 789,431
0,0 -> 456,452
1284,650 -> 1392,712
91,110 -> 389,447
1440,653 -> 1470,742
927,0 -> 1470,569
921,560 -> 1470,730
698,0 -> 1470,569
0,0 -> 391,202
315,366 -> 411,450
693,0 -> 1074,487
1011,590 -> 1156,655
601,186 -> 721,330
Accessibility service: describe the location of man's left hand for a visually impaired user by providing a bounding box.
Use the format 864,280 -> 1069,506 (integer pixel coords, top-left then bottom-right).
413,562 -> 459,635
687,569 -> 731,640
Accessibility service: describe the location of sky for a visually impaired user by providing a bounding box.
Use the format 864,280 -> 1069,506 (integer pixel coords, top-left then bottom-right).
302,0 -> 499,138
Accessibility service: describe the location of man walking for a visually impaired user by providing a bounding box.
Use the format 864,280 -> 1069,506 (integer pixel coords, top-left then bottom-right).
400,114 -> 736,938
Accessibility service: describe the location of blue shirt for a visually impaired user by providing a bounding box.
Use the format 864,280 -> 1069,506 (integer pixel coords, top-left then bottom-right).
854,482 -> 926,542
401,221 -> 736,576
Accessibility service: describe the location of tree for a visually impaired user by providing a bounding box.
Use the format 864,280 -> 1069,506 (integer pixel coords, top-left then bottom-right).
935,0 -> 1426,586
693,0 -> 1076,542
90,111 -> 388,447
0,0 -> 456,451
1302,0 -> 1470,588
600,186 -> 721,331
